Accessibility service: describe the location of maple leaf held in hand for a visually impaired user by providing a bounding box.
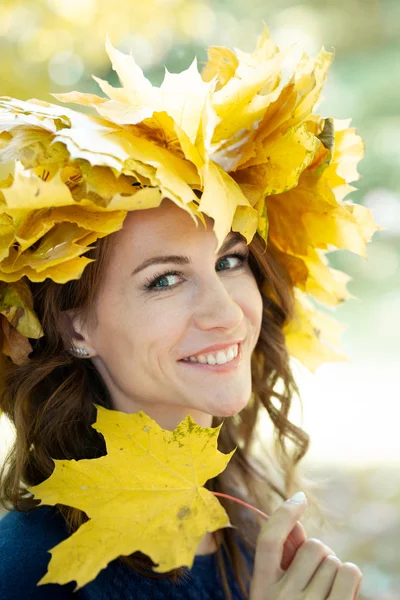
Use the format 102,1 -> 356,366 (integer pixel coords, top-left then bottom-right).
28,405 -> 235,591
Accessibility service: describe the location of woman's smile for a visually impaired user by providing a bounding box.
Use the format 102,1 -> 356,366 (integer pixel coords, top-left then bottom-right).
178,342 -> 244,373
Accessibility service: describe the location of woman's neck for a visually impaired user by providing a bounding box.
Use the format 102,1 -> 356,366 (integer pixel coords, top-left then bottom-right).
195,531 -> 220,555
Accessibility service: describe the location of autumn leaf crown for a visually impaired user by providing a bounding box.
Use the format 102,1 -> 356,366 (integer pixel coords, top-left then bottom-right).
0,27 -> 381,372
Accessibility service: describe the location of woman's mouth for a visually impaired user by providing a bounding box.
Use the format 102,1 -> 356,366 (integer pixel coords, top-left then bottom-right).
178,343 -> 243,372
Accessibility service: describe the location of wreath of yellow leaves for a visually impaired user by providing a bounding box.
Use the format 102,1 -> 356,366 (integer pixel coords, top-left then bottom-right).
0,26 -> 382,375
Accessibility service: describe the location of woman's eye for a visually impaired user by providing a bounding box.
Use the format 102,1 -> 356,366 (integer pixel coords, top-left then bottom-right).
145,271 -> 184,292
216,252 -> 248,271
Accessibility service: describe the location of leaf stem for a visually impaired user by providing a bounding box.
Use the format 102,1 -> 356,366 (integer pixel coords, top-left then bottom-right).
211,491 -> 299,552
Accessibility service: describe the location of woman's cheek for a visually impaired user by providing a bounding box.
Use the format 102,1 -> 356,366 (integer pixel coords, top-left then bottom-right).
242,285 -> 263,340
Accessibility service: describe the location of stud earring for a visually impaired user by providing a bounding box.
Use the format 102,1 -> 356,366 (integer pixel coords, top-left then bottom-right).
68,347 -> 90,357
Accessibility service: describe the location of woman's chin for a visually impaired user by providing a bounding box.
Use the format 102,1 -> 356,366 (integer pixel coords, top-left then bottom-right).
205,394 -> 251,419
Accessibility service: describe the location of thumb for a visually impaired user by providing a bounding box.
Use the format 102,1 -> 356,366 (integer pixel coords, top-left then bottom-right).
250,492 -> 308,600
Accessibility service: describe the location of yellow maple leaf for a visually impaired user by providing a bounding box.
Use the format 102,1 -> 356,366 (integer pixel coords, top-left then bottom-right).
55,35 -> 213,147
234,123 -> 319,196
266,168 -> 381,258
203,30 -> 285,172
0,316 -> 34,365
0,280 -> 43,338
201,46 -> 239,89
2,163 -> 76,211
0,96 -> 106,140
271,245 -> 355,307
283,288 -> 349,373
322,118 -> 366,202
199,161 -> 258,250
0,280 -> 43,364
289,48 -> 334,126
28,405 -> 235,591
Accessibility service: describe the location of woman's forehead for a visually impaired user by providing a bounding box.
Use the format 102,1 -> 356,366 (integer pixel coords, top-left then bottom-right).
119,199 -> 217,246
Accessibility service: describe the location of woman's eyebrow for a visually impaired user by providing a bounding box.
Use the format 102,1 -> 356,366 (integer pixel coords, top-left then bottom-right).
131,232 -> 246,276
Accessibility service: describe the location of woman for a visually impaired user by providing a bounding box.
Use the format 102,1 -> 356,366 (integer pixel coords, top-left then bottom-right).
0,27 -> 375,600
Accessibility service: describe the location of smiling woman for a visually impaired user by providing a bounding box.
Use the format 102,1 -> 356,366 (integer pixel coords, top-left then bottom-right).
0,24 -> 374,600
0,201 -> 313,599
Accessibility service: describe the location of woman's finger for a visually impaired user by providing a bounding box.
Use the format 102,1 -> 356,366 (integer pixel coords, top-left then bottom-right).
328,562 -> 363,600
280,519 -> 307,570
306,554 -> 342,597
281,537 -> 335,592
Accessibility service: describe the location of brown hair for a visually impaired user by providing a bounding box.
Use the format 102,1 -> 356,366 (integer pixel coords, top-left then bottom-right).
0,223 -> 326,599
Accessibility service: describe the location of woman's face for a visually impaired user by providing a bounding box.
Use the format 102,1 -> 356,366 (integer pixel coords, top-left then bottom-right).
71,199 -> 263,430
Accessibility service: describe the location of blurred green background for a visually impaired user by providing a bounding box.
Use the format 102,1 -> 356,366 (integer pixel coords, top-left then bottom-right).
0,0 -> 399,598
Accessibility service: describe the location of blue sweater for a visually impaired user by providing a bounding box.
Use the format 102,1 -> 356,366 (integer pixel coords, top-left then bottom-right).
0,506 -> 254,599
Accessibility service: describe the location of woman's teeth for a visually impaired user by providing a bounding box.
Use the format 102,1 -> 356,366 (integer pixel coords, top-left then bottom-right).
182,344 -> 239,365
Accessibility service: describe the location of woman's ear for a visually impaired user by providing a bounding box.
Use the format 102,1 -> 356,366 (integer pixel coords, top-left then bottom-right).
59,309 -> 97,356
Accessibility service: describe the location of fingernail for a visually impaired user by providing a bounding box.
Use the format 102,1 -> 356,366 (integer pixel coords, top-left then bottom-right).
286,491 -> 307,504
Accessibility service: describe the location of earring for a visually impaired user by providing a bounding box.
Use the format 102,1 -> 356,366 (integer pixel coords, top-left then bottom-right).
68,347 -> 90,357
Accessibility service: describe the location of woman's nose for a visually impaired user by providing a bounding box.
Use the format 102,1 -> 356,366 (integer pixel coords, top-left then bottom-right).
192,277 -> 244,331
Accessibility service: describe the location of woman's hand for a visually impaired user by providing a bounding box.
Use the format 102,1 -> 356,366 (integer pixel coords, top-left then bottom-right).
250,493 -> 363,600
